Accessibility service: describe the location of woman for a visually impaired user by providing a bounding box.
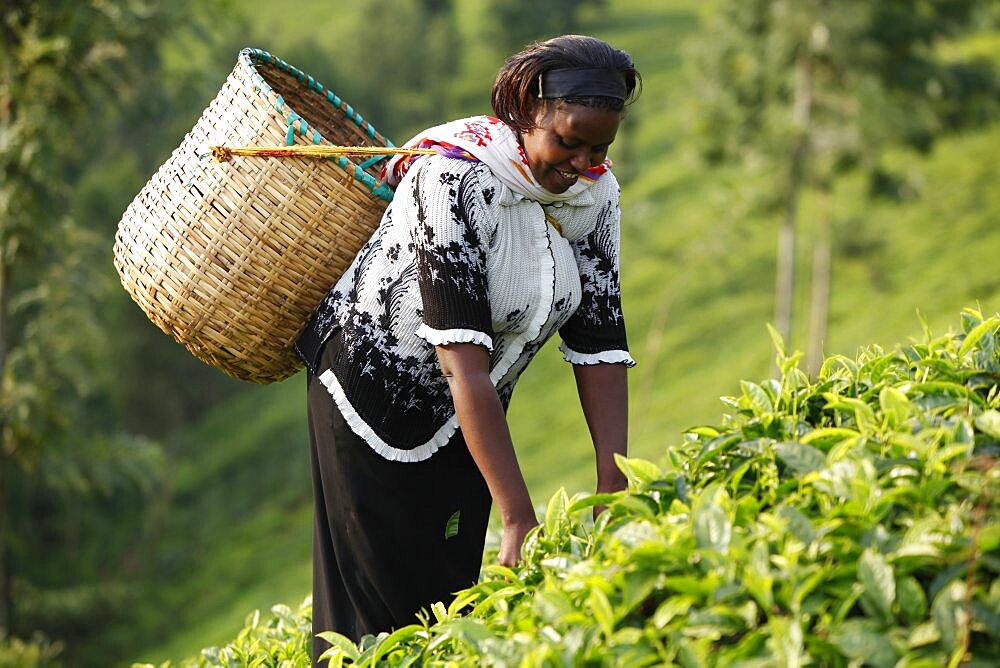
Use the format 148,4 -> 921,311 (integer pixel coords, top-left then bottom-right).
294,34 -> 640,661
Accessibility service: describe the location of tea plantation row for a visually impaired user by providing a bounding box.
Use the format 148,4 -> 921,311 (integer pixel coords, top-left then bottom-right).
154,308 -> 999,667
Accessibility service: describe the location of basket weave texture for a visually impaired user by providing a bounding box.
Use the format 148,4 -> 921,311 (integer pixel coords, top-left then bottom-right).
114,49 -> 394,383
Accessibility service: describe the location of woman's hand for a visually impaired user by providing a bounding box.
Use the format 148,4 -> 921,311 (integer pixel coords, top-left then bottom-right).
498,516 -> 539,567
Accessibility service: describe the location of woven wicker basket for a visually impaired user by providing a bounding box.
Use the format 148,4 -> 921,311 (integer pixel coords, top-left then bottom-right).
114,48 -> 395,384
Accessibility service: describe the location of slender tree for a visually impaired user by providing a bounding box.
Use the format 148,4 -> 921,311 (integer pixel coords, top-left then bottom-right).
690,0 -> 997,369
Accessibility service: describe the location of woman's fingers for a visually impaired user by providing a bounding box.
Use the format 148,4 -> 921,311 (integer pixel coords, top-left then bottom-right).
497,518 -> 538,567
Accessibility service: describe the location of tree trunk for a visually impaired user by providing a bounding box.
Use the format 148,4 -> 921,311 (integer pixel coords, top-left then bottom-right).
774,184 -> 798,348
0,457 -> 9,633
774,54 -> 813,357
0,257 -> 10,632
807,188 -> 832,376
0,12 -> 20,632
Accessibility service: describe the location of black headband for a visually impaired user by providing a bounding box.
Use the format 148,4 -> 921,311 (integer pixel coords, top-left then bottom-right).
538,67 -> 628,101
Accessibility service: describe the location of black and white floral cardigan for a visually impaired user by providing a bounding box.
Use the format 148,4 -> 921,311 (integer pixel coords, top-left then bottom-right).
295,155 -> 635,462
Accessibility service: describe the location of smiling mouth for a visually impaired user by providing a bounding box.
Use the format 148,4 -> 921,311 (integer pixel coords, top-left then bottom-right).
555,169 -> 579,181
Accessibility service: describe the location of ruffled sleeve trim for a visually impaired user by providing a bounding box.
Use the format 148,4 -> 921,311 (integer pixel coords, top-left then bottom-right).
415,324 -> 494,350
560,343 -> 636,367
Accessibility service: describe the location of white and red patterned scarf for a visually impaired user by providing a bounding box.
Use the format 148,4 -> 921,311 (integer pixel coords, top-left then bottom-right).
381,115 -> 611,205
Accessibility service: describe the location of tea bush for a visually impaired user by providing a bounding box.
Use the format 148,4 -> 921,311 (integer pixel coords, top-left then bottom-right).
0,631 -> 64,668
152,308 -> 999,667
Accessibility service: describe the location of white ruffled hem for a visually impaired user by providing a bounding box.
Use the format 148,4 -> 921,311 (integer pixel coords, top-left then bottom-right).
560,344 -> 637,367
415,324 -> 494,350
318,369 -> 458,463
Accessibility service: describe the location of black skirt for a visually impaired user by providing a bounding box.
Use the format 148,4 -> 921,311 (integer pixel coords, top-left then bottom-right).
307,338 -> 492,664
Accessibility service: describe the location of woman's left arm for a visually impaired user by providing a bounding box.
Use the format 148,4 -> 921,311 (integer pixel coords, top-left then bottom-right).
573,362 -> 629,497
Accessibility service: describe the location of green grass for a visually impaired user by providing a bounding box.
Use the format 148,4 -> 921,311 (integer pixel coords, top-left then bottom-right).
117,1 -> 1000,664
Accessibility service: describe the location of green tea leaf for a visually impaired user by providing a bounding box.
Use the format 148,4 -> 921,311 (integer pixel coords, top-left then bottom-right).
612,519 -> 659,549
545,487 -> 569,538
448,591 -> 479,618
694,502 -> 731,553
859,549 -> 895,621
800,427 -> 860,449
535,591 -> 576,623
741,380 -> 773,415
615,455 -> 663,487
777,505 -> 816,545
932,580 -> 968,651
621,568 -> 659,614
820,354 -> 859,380
662,575 -> 717,598
958,316 -> 999,357
766,616 -> 806,667
370,625 -> 423,666
766,322 -> 786,357
774,441 -> 826,475
430,601 -> 448,623
974,409 -> 1000,439
830,620 -> 897,667
879,386 -> 912,426
589,588 -> 615,638
482,564 -> 521,584
567,492 -> 619,514
696,434 -> 741,466
742,540 -> 774,610
316,632 -> 360,661
652,596 -> 695,629
897,575 -> 928,626
908,621 -> 940,648
677,637 -> 712,666
973,600 -> 1000,640
613,493 -> 659,518
979,524 -> 1000,553
823,395 -> 877,433
910,381 -> 972,400
687,606 -> 749,635
717,630 -> 768,664
444,510 -> 460,540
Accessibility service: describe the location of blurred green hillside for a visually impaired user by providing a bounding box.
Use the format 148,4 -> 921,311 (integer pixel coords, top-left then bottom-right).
1,0 -> 996,666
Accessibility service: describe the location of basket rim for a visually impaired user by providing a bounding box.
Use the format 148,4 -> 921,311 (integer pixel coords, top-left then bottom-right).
240,47 -> 397,202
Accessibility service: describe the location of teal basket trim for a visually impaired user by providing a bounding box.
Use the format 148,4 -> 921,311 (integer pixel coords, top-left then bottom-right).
371,183 -> 395,200
357,155 -> 383,171
241,47 -> 396,202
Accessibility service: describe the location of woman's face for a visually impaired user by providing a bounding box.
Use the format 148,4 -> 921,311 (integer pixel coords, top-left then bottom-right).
519,103 -> 620,194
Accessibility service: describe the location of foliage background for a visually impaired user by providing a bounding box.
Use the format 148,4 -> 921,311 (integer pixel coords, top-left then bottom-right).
0,0 -> 997,665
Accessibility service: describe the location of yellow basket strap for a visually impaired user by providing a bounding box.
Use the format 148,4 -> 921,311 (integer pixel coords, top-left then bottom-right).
209,145 -> 436,162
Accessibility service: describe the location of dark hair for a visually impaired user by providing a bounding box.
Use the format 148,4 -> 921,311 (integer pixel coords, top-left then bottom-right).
492,34 -> 641,133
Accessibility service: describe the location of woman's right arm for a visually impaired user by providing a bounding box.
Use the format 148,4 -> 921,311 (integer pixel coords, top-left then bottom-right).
402,158 -> 535,564
435,342 -> 537,567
